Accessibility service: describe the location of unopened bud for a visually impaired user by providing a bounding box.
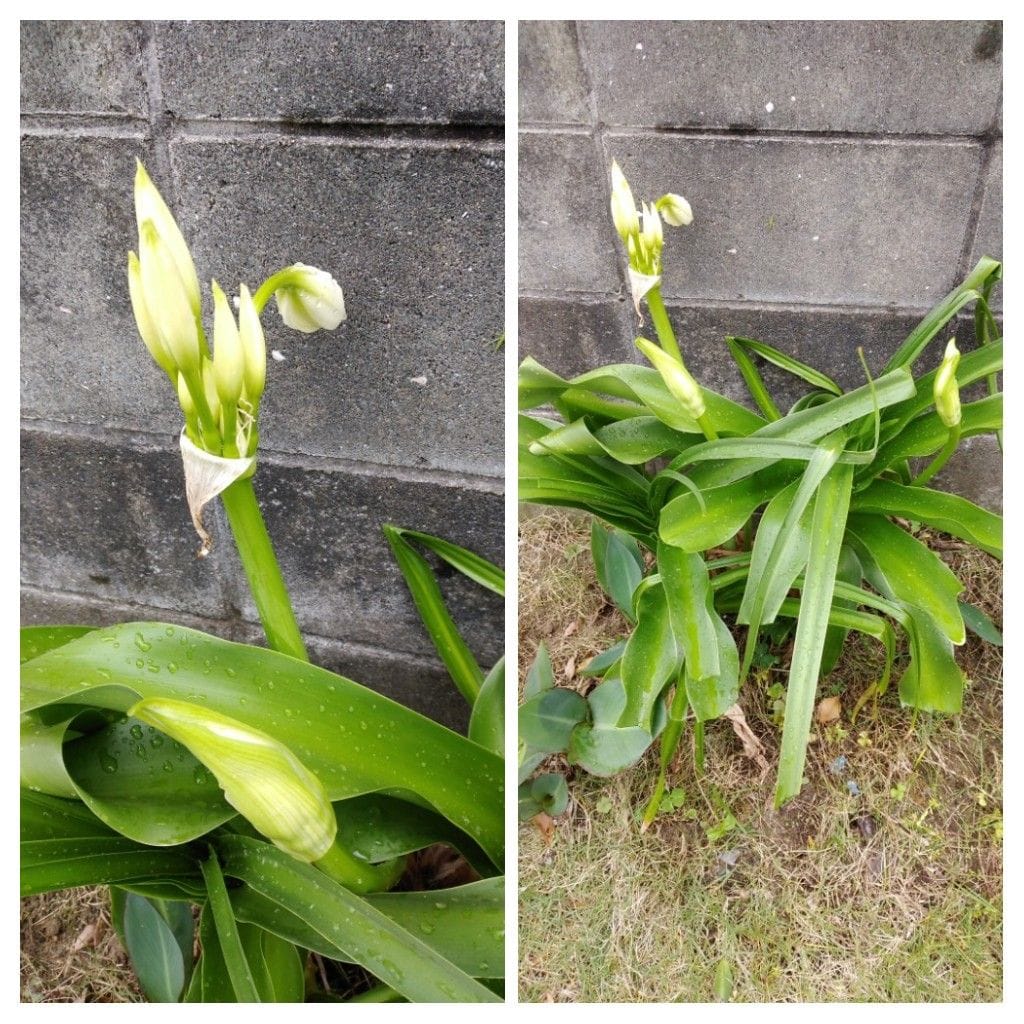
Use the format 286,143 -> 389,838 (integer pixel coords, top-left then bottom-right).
138,220 -> 201,377
934,338 -> 962,428
273,264 -> 347,334
237,283 -> 266,403
127,251 -> 176,379
636,336 -> 706,420
610,160 -> 640,243
656,193 -> 693,227
130,698 -> 337,863
134,160 -> 201,319
211,281 -> 244,406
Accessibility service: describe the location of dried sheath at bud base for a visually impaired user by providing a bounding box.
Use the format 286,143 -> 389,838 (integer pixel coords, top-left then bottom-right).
180,431 -> 255,556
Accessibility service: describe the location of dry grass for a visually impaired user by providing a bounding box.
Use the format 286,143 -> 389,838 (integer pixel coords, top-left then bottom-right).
20,887 -> 142,1003
518,509 -> 1003,1003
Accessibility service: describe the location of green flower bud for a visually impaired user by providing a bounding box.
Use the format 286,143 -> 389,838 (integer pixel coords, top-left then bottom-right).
127,250 -> 176,380
200,354 -> 221,427
129,698 -> 337,863
273,263 -> 347,334
134,160 -> 202,319
211,281 -> 244,406
237,283 -> 266,403
636,336 -> 706,420
934,338 -> 962,428
656,193 -> 693,227
138,220 -> 202,378
610,160 -> 640,243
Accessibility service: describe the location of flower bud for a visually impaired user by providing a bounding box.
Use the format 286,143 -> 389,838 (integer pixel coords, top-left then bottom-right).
656,193 -> 693,228
134,160 -> 202,319
127,251 -> 176,380
636,336 -> 706,420
237,283 -> 266,403
641,202 -> 663,256
211,281 -> 244,406
934,338 -> 962,428
610,160 -> 640,243
129,698 -> 337,863
273,263 -> 347,334
139,220 -> 202,377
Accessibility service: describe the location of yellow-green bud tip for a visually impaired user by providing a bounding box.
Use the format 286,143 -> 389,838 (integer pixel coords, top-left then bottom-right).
128,698 -> 337,863
934,337 -> 962,429
635,336 -> 705,420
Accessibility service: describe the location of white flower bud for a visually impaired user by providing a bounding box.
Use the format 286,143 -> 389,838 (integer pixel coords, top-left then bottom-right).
127,250 -> 176,379
934,338 -> 962,429
656,193 -> 693,227
274,263 -> 347,334
610,160 -> 640,243
211,281 -> 244,406
237,283 -> 266,403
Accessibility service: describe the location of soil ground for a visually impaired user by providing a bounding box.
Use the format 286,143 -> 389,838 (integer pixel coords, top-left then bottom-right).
518,508 -> 1003,1003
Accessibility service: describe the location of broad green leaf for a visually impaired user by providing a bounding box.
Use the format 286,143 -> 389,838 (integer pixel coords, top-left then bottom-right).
21,623 -> 503,868
524,643 -> 555,697
820,544 -> 864,677
846,514 -> 965,644
567,678 -> 651,776
232,877 -> 504,981
592,522 -> 644,621
958,601 -> 1002,646
580,640 -> 626,678
469,657 -> 504,757
727,335 -> 842,402
657,542 -> 719,681
850,481 -> 1002,558
620,580 -> 679,730
185,904 -> 235,1003
775,462 -> 854,807
685,614 -> 739,723
525,773 -> 569,817
518,356 -> 572,409
238,925 -> 304,1003
895,602 -> 965,713
216,834 -> 499,1002
21,625 -> 95,664
518,688 -> 588,753
122,891 -> 189,1002
383,524 -> 483,704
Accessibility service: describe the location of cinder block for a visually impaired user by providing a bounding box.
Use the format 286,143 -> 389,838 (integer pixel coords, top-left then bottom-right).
20,135 -> 186,436
603,133 -> 982,308
970,142 -> 1002,311
20,430 -> 232,619
169,136 -> 504,477
518,295 -> 634,378
519,130 -> 619,295
20,21 -> 148,117
519,21 -> 590,124
580,21 -> 1002,136
931,434 -> 1002,513
156,21 -> 504,125
215,456 -> 504,663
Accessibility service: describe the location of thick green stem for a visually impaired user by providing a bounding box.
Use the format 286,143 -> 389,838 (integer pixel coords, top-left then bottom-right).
911,425 -> 961,487
641,681 -> 688,828
220,476 -> 308,662
645,287 -> 683,362
315,840 -> 406,895
183,374 -> 222,454
252,268 -> 298,316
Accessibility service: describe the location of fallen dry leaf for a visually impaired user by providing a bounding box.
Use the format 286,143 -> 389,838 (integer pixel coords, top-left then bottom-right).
534,811 -> 556,844
71,922 -> 100,953
562,620 -> 578,639
563,654 -> 577,680
723,704 -> 770,772
816,695 -> 842,724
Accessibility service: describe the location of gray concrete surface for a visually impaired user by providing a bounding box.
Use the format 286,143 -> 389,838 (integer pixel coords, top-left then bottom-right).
519,20 -> 1002,510
21,21 -> 504,730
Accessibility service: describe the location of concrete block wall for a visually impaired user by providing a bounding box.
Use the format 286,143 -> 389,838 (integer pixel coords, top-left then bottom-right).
519,21 -> 1002,510
21,21 -> 504,729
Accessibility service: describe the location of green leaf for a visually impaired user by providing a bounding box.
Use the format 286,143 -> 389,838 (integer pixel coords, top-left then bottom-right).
531,773 -> 570,816
895,601 -> 965,713
185,904 -> 235,1002
216,834 -> 499,1002
846,515 -> 965,644
684,613 -> 740,724
387,527 -> 504,597
958,601 -> 1002,646
579,640 -> 626,678
469,657 -> 504,757
714,958 -> 735,1001
850,481 -> 1002,558
620,580 -> 679,730
21,625 -> 95,664
775,462 -> 854,807
21,623 -> 503,869
230,877 -> 504,981
238,925 -> 305,1003
201,853 -> 261,1001
728,335 -> 842,396
657,543 -> 719,680
568,677 -> 652,776
383,524 -> 484,704
121,892 -> 189,1002
519,688 -> 588,753
591,521 -> 644,621
524,643 -> 555,697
